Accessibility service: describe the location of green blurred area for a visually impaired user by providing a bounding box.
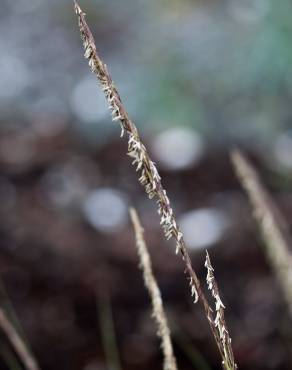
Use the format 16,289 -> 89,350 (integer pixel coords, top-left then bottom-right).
2,0 -> 292,145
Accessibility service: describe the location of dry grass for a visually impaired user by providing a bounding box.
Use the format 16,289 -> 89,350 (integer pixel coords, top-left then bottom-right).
0,307 -> 40,370
74,2 -> 237,369
130,208 -> 178,370
231,149 -> 292,318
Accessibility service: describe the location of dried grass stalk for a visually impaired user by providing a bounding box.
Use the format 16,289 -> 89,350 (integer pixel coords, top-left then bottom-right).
231,149 -> 292,317
74,3 -> 236,368
0,307 -> 40,370
130,208 -> 178,370
205,252 -> 236,370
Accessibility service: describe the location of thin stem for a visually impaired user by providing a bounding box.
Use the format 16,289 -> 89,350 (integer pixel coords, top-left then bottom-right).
0,307 -> 40,370
97,290 -> 122,370
130,208 -> 178,370
231,149 -> 292,318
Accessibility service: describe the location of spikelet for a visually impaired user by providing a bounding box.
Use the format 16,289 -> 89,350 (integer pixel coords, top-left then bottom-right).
205,252 -> 237,370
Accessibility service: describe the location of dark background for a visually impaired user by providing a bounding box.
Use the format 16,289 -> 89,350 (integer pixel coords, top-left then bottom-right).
1,0 -> 292,369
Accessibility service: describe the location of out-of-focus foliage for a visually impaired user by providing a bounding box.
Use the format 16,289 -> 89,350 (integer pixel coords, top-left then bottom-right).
1,0 -> 292,147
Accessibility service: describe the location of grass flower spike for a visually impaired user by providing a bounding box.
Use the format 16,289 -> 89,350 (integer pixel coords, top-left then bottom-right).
130,208 -> 178,370
231,149 -> 292,319
74,3 -> 237,368
205,252 -> 236,370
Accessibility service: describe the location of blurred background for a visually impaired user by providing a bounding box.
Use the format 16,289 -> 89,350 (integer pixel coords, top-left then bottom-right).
1,0 -> 292,369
